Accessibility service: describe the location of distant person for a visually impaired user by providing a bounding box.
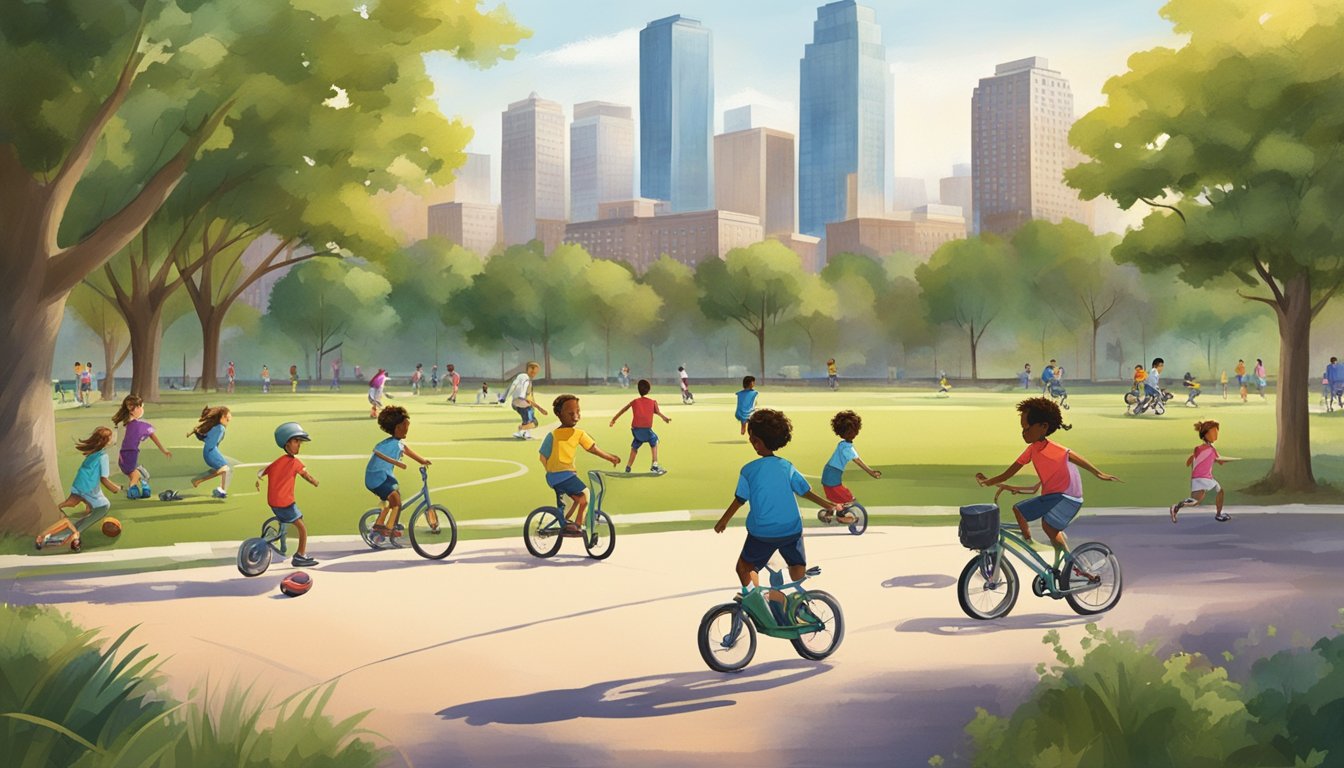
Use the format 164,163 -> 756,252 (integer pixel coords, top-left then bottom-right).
226,361 -> 236,394
368,368 -> 388,418
330,358 -> 342,390
1254,358 -> 1267,399
1220,369 -> 1228,399
618,363 -> 631,389
1040,359 -> 1057,395
430,364 -> 440,391
411,363 -> 424,395
1145,358 -> 1165,401
81,362 -> 94,407
735,376 -> 759,435
1019,363 -> 1032,390
1235,359 -> 1248,402
73,361 -> 85,406
447,363 -> 461,403
609,379 -> 671,474
504,362 -> 547,439
1182,372 -> 1201,407
353,364 -> 362,382
476,381 -> 491,404
289,364 -> 299,393
678,365 -> 693,404
827,358 -> 838,391
938,371 -> 952,396
261,365 -> 271,394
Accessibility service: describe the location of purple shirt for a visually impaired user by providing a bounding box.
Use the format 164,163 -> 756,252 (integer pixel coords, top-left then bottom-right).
120,420 -> 155,454
370,371 -> 388,389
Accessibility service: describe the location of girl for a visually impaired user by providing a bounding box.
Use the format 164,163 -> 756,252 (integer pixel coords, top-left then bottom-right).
1171,420 -> 1234,523
37,427 -> 121,549
261,365 -> 271,394
369,368 -> 388,418
111,395 -> 171,499
1254,358 -> 1267,399
188,406 -> 233,498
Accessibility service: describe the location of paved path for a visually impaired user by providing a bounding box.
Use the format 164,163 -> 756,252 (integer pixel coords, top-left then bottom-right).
6,515 -> 1344,767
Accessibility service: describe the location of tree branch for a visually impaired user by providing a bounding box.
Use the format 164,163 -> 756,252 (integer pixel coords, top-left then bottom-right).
1312,279 -> 1342,319
1138,197 -> 1186,223
1237,290 -> 1279,308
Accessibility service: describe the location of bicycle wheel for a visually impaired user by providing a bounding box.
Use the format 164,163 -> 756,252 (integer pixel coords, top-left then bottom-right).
1061,542 -> 1123,615
358,509 -> 383,549
1123,391 -> 1138,406
409,504 -> 458,560
584,511 -> 616,560
523,506 -> 564,558
697,603 -> 756,672
957,552 -> 1019,620
846,502 -> 868,536
789,590 -> 845,661
1154,401 -> 1166,415
237,537 -> 271,577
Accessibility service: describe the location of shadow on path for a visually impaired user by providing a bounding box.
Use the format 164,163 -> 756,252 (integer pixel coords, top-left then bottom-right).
882,573 -> 956,589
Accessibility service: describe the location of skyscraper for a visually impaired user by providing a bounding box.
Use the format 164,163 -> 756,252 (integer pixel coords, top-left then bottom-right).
971,57 -> 1083,235
640,15 -> 714,212
570,102 -> 634,223
502,93 -> 567,246
715,126 -> 796,236
452,153 -> 492,205
799,1 -> 893,239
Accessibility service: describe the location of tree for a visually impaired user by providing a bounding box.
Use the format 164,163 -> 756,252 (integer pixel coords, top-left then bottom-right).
1067,0 -> 1344,491
265,259 -> 397,377
1173,290 -> 1255,378
696,241 -> 807,380
792,273 -> 840,372
67,279 -> 129,401
583,259 -> 660,380
916,236 -> 1020,379
386,238 -> 482,364
635,255 -> 697,376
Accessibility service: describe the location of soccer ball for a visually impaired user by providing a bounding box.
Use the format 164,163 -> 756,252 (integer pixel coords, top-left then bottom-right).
279,571 -> 313,597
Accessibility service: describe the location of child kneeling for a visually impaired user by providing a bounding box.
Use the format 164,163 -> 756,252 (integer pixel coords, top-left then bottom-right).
38,427 -> 122,549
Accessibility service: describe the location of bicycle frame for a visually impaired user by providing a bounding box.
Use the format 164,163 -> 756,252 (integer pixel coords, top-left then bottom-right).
727,567 -> 825,641
979,528 -> 1101,597
546,469 -> 609,538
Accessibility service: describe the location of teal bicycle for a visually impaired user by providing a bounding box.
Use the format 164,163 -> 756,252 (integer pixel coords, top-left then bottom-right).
696,565 -> 844,673
358,466 -> 459,560
956,484 -> 1123,620
523,469 -> 625,560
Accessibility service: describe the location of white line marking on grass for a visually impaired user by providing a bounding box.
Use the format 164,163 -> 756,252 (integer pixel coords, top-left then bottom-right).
428,458 -> 529,492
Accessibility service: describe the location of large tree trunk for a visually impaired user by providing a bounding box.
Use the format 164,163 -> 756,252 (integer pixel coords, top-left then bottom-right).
100,334 -> 128,400
1261,273 -> 1315,492
0,294 -> 67,534
198,308 -> 223,391
969,324 -> 979,380
756,326 -> 766,381
1090,318 -> 1100,382
126,303 -> 166,401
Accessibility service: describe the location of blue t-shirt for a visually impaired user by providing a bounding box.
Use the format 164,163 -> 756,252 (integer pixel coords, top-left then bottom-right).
365,437 -> 404,487
735,389 -> 759,420
1329,363 -> 1344,386
734,455 -> 810,538
201,424 -> 226,454
72,450 -> 109,496
1041,366 -> 1055,382
821,440 -> 859,487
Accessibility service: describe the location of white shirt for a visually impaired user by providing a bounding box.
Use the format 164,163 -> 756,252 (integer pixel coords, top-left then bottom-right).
679,370 -> 688,381
1148,368 -> 1161,389
505,372 -> 531,405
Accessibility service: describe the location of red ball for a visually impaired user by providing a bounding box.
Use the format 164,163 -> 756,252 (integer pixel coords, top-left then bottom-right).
101,518 -> 122,538
279,571 -> 312,597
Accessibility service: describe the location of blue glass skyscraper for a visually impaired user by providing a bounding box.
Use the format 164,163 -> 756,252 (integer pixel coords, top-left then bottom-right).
799,1 -> 893,239
640,15 -> 714,213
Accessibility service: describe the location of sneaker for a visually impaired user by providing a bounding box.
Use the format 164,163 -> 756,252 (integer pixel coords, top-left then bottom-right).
1215,512 -> 1232,522
562,522 -> 584,537
127,486 -> 142,500
140,482 -> 151,496
211,488 -> 228,499
650,465 -> 667,476
291,554 -> 318,567
624,466 -> 632,474
523,432 -> 535,440
1169,503 -> 1181,523
512,431 -> 524,439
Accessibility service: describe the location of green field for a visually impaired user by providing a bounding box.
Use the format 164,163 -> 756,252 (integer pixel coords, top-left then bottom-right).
20,384 -> 1341,555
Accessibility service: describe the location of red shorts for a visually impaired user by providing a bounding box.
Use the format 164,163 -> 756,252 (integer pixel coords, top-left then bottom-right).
823,485 -> 854,504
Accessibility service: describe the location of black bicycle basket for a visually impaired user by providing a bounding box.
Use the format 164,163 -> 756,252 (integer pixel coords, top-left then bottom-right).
958,504 -> 1000,550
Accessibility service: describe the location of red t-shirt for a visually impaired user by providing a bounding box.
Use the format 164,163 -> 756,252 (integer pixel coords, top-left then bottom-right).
261,454 -> 305,507
628,397 -> 657,428
1015,439 -> 1083,498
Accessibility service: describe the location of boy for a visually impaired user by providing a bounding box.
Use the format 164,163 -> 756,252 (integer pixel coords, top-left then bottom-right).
735,376 -> 759,435
257,422 -> 320,566
1170,420 -> 1232,523
826,359 -> 838,391
1182,372 -> 1201,407
411,363 -> 424,395
678,365 -> 693,403
73,361 -> 84,406
539,394 -> 620,536
974,397 -> 1119,557
430,364 -> 440,391
365,405 -> 432,538
1144,358 -> 1165,403
1040,359 -> 1057,395
261,364 -> 271,394
81,362 -> 94,406
714,409 -> 839,625
505,362 -> 548,439
609,379 -> 672,474
819,410 -> 881,524
448,363 -> 461,403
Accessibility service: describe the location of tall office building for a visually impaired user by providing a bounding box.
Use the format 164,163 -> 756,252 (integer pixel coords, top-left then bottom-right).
971,57 -> 1084,235
939,163 -> 973,226
640,15 -> 714,212
452,153 -> 492,204
799,1 -> 894,238
715,127 -> 796,236
570,102 -> 635,223
891,176 -> 928,212
502,93 -> 567,246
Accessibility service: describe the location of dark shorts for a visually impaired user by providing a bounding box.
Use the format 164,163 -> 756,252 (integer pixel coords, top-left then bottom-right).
631,428 -> 658,448
823,484 -> 854,504
271,504 -> 302,523
117,450 -> 141,476
740,531 -> 806,570
1015,493 -> 1082,530
514,405 -> 536,424
548,473 -> 587,498
367,477 -> 399,501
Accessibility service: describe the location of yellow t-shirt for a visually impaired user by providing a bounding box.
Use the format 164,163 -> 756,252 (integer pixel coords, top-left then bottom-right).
827,361 -> 837,376
539,427 -> 595,476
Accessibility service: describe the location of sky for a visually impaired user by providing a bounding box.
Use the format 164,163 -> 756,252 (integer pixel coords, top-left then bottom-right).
426,0 -> 1181,215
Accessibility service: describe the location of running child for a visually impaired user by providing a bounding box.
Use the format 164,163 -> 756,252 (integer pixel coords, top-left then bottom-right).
447,363 -> 461,403
505,362 -> 547,439
188,405 -> 233,498
36,427 -> 122,550
1170,420 -> 1232,523
819,410 -> 881,524
938,371 -> 952,396
539,394 -> 621,536
365,405 -> 432,538
609,379 -> 671,474
368,368 -> 388,418
735,376 -> 759,435
1235,359 -> 1248,402
678,366 -> 693,403
111,395 -> 171,499
974,397 -> 1120,555
713,409 -> 839,624
257,422 -> 320,566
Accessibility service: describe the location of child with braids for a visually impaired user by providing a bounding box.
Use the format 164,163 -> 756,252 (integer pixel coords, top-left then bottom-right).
188,406 -> 233,498
111,395 -> 171,499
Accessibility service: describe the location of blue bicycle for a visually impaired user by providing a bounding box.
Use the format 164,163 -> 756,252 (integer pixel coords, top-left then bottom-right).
697,565 -> 844,672
524,469 -> 636,560
358,466 -> 459,560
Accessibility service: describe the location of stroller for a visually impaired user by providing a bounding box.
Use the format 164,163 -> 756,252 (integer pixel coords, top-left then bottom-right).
1047,373 -> 1069,410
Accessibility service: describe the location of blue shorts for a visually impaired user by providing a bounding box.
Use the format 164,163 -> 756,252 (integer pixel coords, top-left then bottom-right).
271,504 -> 302,523
1015,493 -> 1082,530
631,428 -> 658,448
514,405 -> 535,424
547,472 -> 587,498
203,450 -> 228,471
367,477 -> 399,501
740,531 -> 806,570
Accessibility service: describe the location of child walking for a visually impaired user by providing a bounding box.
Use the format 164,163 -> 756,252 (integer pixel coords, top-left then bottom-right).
447,363 -> 460,403
609,379 -> 671,474
289,364 -> 299,393
365,405 -> 432,538
1235,359 -> 1248,402
261,365 -> 271,394
714,409 -> 839,625
539,394 -> 621,535
411,364 -> 424,395
36,427 -> 122,549
111,395 -> 171,499
505,362 -> 547,439
1170,420 -> 1232,523
819,410 -> 881,524
188,406 -> 233,498
735,376 -> 759,435
257,422 -> 320,566
368,368 -> 388,418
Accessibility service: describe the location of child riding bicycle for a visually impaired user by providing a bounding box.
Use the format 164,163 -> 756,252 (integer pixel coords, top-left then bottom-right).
257,422 -> 320,566
539,394 -> 620,536
365,405 -> 432,538
819,410 -> 881,525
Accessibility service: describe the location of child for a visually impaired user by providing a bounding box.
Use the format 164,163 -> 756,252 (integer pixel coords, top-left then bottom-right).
1220,369 -> 1228,399
430,364 -> 440,391
1254,358 -> 1267,399
257,422 -> 320,565
1144,358 -> 1165,402
609,379 -> 672,474
1182,372 -> 1201,407
974,397 -> 1119,556
368,368 -> 388,418
505,362 -> 548,439
188,406 -> 233,498
539,394 -> 621,535
411,363 -> 424,395
447,363 -> 461,403
1040,359 -> 1057,395
261,365 -> 271,394
819,410 -> 881,524
331,358 -> 342,390
476,381 -> 491,404
1131,364 -> 1147,396
365,405 -> 432,538
713,409 -> 839,624
827,358 -> 838,391
81,362 -> 94,407
1170,420 -> 1231,523
938,371 -> 952,396
37,427 -> 122,549
289,363 -> 299,393
226,361 -> 236,394
678,365 -> 693,403
735,376 -> 759,435
73,361 -> 84,406
111,395 -> 171,499
1235,359 -> 1247,402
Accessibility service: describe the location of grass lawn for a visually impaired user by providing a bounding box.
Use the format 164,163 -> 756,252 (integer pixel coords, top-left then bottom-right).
16,383 -> 1339,556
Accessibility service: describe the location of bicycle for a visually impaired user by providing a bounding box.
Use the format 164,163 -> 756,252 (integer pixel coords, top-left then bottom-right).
696,564 -> 844,672
1124,387 -> 1171,416
955,485 -> 1123,620
237,514 -> 292,576
815,501 -> 868,535
357,466 -> 459,560
523,469 -> 628,560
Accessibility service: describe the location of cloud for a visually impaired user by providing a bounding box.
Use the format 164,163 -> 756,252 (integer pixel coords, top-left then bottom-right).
532,27 -> 639,68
